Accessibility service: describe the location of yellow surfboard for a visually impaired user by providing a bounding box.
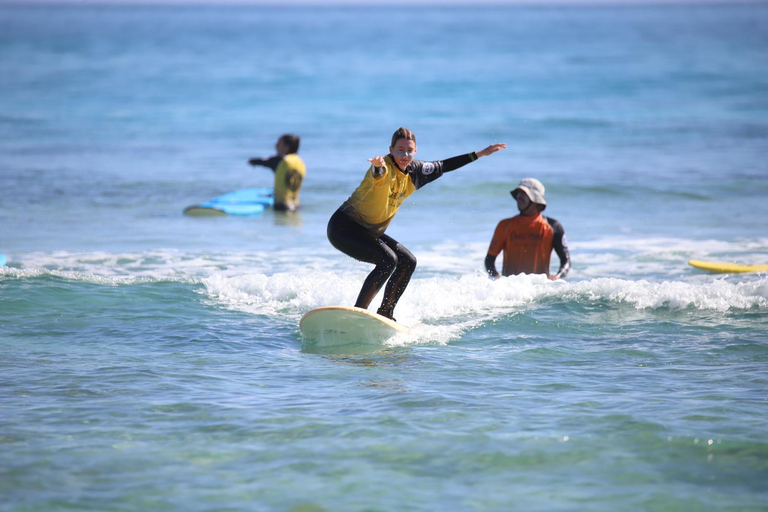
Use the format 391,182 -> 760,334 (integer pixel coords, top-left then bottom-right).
300,306 -> 410,349
688,259 -> 768,274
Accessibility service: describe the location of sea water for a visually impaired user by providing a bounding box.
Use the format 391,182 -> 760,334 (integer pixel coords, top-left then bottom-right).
1,4 -> 767,511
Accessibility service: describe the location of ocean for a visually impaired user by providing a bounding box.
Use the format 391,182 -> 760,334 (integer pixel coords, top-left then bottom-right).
1,3 -> 767,511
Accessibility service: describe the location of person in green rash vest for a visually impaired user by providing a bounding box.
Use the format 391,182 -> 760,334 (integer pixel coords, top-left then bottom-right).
248,134 -> 306,212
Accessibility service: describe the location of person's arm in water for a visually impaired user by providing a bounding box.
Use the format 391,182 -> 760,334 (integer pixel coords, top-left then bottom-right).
484,219 -> 506,279
485,254 -> 501,279
248,155 -> 282,172
547,217 -> 570,280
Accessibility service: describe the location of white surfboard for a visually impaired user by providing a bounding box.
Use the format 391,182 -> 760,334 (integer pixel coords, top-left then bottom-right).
299,306 -> 410,349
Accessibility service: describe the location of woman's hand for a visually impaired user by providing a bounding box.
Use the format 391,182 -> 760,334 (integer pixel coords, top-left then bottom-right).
476,143 -> 507,158
368,156 -> 386,167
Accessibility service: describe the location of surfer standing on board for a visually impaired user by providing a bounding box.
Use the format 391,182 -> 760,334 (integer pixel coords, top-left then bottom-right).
327,127 -> 506,321
485,178 -> 570,280
248,134 -> 306,212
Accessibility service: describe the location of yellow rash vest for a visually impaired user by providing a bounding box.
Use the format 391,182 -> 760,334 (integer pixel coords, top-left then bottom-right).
340,152 -> 477,236
273,153 -> 306,211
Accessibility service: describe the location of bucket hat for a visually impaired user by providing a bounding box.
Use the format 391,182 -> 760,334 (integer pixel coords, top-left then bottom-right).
511,178 -> 546,210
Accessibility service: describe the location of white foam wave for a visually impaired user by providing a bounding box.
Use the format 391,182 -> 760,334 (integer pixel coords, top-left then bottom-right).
398,236 -> 768,281
561,277 -> 768,311
4,250 -> 219,280
4,236 -> 766,284
2,248 -> 341,280
200,272 -> 768,347
572,236 -> 768,280
0,265 -> 194,286
5,242 -> 766,347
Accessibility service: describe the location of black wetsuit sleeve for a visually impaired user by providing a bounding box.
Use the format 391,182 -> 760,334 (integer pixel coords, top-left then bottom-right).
442,152 -> 478,172
546,216 -> 571,279
409,153 -> 479,189
248,155 -> 282,172
484,254 -> 500,278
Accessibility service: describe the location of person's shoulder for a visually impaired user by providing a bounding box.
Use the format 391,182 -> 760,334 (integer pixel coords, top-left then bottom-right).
408,159 -> 440,177
496,216 -> 517,227
284,153 -> 305,165
544,216 -> 565,231
406,159 -> 423,172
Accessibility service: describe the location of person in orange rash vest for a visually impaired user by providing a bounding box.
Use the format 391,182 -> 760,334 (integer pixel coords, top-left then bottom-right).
485,178 -> 570,280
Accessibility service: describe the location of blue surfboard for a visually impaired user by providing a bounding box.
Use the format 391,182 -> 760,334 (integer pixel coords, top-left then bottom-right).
184,188 -> 274,216
0,254 -> 6,267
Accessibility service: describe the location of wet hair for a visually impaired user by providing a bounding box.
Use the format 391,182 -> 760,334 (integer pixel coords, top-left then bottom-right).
279,134 -> 300,154
390,127 -> 416,148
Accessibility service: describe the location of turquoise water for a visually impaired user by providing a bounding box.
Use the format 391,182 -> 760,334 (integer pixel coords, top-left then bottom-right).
2,4 -> 768,511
